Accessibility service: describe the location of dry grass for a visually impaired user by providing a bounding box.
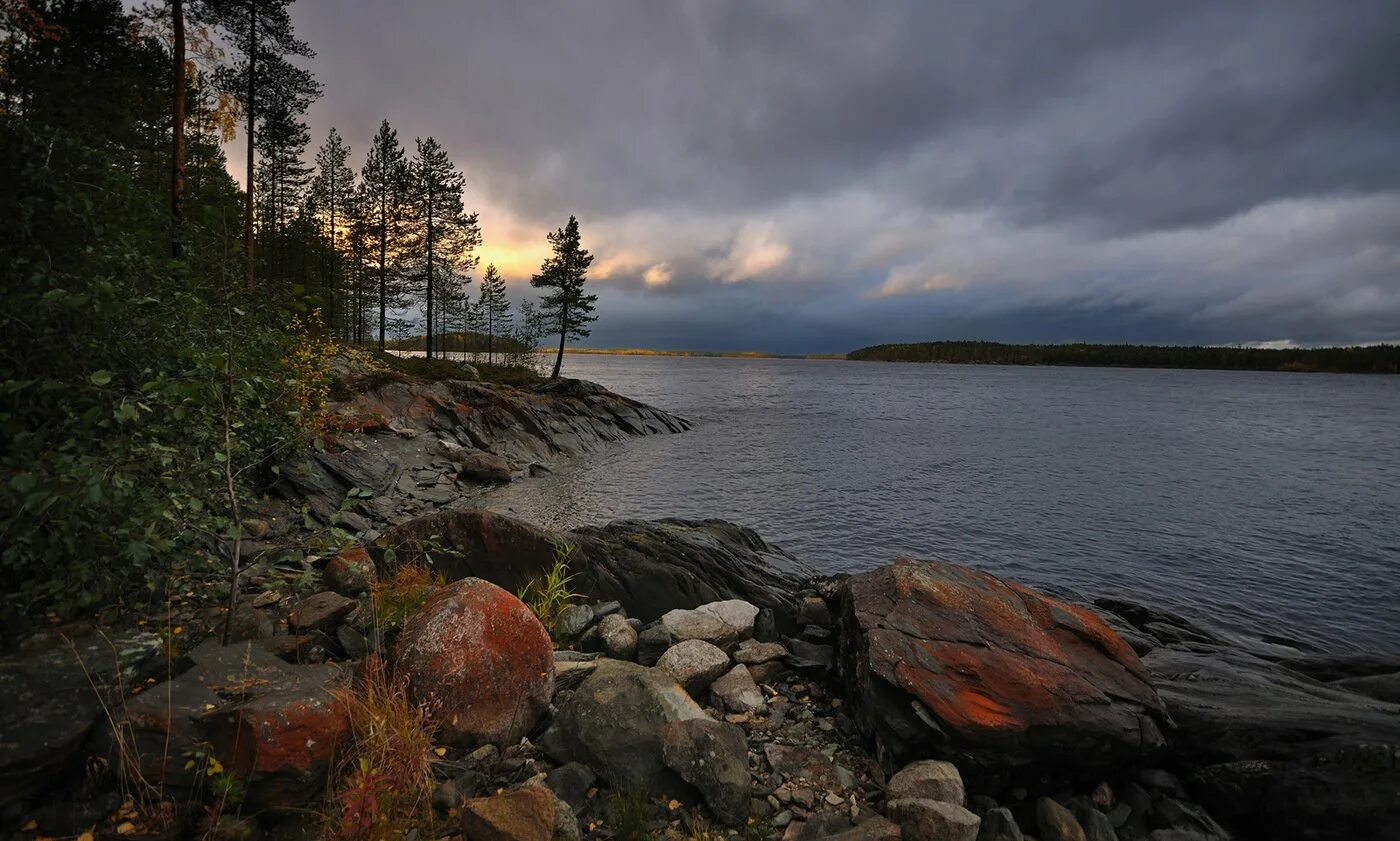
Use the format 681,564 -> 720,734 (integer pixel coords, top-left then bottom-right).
371,560 -> 442,630
324,654 -> 440,840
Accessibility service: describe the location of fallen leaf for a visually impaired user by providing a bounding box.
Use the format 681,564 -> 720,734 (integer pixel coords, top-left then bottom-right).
433,747 -> 447,757
116,822 -> 136,835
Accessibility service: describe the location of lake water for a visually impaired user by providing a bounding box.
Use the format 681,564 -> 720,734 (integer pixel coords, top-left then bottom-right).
482,355 -> 1400,653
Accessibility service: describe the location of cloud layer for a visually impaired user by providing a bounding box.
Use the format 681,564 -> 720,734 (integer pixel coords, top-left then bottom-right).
275,0 -> 1400,352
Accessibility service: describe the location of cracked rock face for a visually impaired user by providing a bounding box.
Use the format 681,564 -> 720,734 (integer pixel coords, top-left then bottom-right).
836,558 -> 1165,785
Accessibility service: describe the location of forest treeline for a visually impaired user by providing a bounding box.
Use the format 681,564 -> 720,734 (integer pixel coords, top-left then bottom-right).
847,341 -> 1400,374
0,0 -> 597,618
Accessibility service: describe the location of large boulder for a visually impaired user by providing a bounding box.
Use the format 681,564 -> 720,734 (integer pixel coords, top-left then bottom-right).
836,559 -> 1165,785
0,630 -> 162,805
657,640 -> 731,696
396,577 -> 554,747
379,509 -> 813,627
660,599 -> 758,649
538,660 -> 706,795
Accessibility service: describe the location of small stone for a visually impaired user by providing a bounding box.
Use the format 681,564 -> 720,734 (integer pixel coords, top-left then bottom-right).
1079,808 -> 1117,841
710,664 -> 765,713
978,807 -> 1024,841
596,613 -> 638,660
287,591 -> 357,632
826,793 -> 845,806
546,762 -> 595,814
734,639 -> 787,665
1091,781 -> 1115,809
593,600 -> 624,619
323,546 -> 376,596
784,639 -> 834,672
1036,797 -> 1087,841
799,625 -> 832,643
459,788 -> 554,841
747,660 -> 786,685
455,451 -> 513,484
887,759 -> 965,806
661,600 -> 759,648
657,639 -> 731,696
555,604 -> 595,639
1139,769 -> 1186,798
887,798 -> 981,841
796,596 -> 832,627
773,810 -> 794,828
336,624 -> 369,659
754,607 -> 778,642
636,625 -> 676,666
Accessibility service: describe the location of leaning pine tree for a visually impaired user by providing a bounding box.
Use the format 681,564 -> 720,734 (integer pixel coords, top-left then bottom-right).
530,216 -> 596,380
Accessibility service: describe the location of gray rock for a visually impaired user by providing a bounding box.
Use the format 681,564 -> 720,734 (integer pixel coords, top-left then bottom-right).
538,660 -> 705,794
785,638 -> 835,672
336,624 -> 369,659
661,599 -> 759,648
1036,797 -> 1087,841
593,600 -> 624,619
455,450 -> 513,483
887,759 -> 966,806
821,816 -> 902,840
287,591 -> 357,632
888,798 -> 981,841
636,625 -> 675,667
1151,798 -> 1229,837
710,664 -> 765,713
734,639 -> 787,665
978,807 -> 1024,841
555,604 -> 595,639
1079,808 -> 1118,841
656,639 -> 731,696
596,613 -> 638,661
754,606 -> 779,642
546,762 -> 596,814
660,718 -> 751,826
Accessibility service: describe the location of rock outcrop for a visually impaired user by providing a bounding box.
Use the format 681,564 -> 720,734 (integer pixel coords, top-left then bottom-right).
379,508 -> 814,627
1097,598 -> 1400,841
273,374 -> 690,528
395,577 -> 555,747
835,558 -> 1166,786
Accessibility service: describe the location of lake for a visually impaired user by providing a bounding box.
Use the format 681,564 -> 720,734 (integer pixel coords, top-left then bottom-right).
482,355 -> 1400,653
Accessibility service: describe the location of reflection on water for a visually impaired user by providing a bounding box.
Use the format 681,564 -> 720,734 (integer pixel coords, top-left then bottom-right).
482,355 -> 1400,653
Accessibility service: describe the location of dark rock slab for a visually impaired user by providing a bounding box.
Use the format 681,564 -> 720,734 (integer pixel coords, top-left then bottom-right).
379,508 -> 813,627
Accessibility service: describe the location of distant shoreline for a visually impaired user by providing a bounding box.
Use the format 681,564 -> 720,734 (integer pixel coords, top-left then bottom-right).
847,340 -> 1400,374
560,347 -> 845,360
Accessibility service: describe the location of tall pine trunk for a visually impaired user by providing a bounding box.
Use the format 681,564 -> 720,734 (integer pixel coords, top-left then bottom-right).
378,196 -> 386,350
243,1 -> 256,290
170,0 -> 185,261
424,186 -> 434,359
551,308 -> 567,380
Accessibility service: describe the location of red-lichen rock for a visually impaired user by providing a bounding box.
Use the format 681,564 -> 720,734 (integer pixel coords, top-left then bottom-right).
836,558 -> 1166,785
324,545 -> 376,596
395,577 -> 554,747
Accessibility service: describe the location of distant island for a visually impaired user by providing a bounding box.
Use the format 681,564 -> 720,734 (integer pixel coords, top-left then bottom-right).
847,340 -> 1400,374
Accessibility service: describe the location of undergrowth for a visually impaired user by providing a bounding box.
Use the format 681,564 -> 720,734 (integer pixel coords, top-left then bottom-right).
325,654 -> 440,840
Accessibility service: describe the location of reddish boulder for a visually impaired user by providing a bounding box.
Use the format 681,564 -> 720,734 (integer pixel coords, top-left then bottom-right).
287,591 -> 357,632
395,577 -> 554,747
324,545 -> 376,596
837,559 -> 1165,785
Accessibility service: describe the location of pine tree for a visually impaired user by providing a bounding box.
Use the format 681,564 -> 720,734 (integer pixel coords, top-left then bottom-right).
530,215 -> 597,380
253,99 -> 310,282
309,127 -> 354,333
201,0 -> 319,289
360,120 -> 411,349
478,263 -> 511,364
405,136 -> 480,359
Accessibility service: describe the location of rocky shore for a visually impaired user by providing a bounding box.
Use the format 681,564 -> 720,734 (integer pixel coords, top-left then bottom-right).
2,377 -> 1396,841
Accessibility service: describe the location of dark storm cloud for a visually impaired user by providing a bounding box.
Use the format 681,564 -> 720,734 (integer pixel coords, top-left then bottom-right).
285,0 -> 1400,350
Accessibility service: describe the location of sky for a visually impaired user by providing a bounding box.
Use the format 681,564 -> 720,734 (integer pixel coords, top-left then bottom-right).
226,1 -> 1400,354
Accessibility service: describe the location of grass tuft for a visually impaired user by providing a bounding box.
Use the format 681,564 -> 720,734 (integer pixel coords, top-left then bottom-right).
371,560 -> 442,630
325,654 -> 439,840
516,541 -> 585,638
